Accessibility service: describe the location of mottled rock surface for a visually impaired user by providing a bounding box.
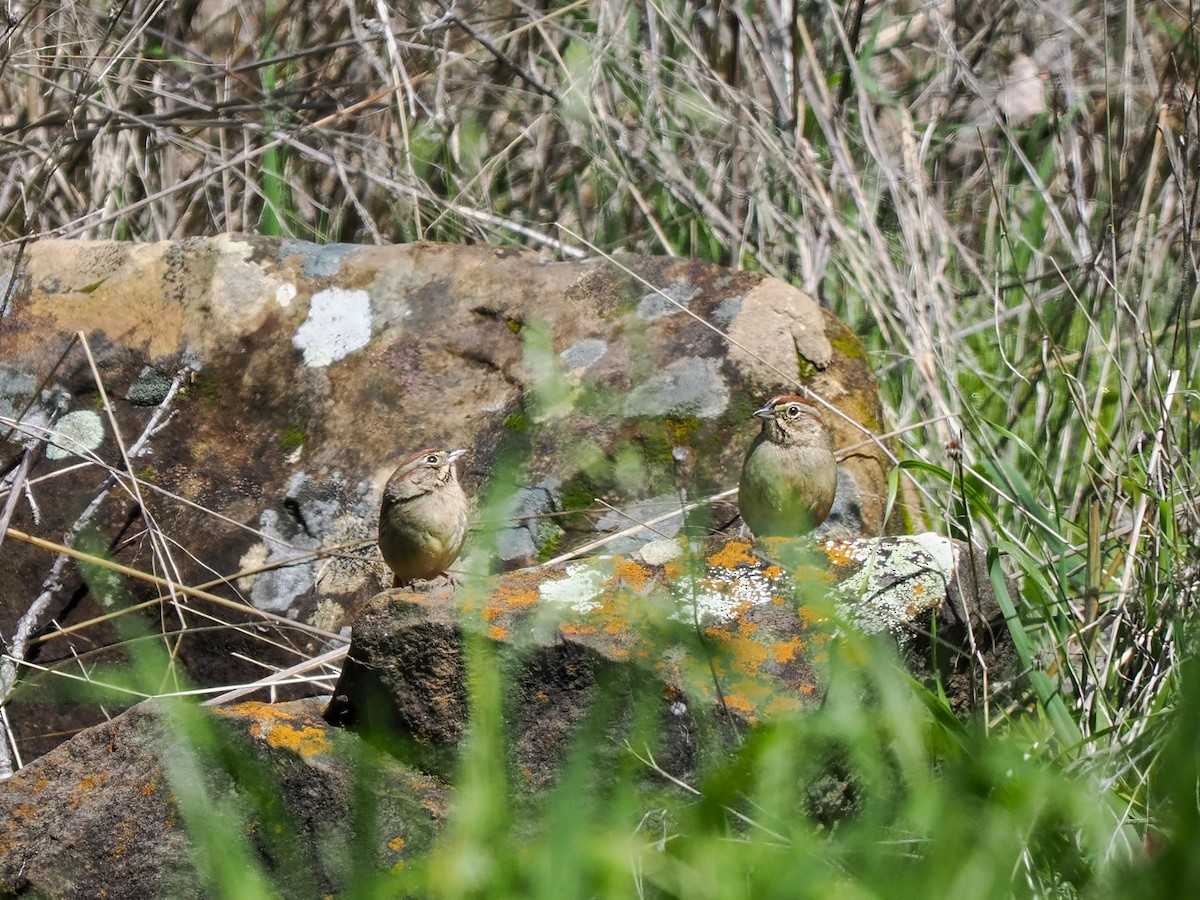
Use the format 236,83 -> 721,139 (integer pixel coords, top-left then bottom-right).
2,236 -> 981,898
0,236 -> 903,763
0,502 -> 1008,895
326,532 -> 1014,788
0,698 -> 447,899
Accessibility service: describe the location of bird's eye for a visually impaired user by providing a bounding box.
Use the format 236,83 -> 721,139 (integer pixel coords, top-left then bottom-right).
786,404 -> 802,418
426,454 -> 439,464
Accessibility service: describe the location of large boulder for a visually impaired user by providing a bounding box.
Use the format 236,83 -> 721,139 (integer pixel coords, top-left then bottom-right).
0,529 -> 1014,896
0,698 -> 448,898
0,236 -> 904,763
326,532 -> 1016,788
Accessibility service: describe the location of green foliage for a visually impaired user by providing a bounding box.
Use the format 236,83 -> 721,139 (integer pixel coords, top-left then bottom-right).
4,0 -> 1199,893
278,425 -> 306,453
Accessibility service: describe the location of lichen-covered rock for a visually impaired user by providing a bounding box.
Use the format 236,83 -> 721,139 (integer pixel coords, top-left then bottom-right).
0,236 -> 904,763
0,531 -> 1011,898
0,698 -> 447,899
326,532 -> 1012,788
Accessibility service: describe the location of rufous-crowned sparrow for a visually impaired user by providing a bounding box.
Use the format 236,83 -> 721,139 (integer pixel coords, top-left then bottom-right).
379,448 -> 469,586
738,395 -> 837,538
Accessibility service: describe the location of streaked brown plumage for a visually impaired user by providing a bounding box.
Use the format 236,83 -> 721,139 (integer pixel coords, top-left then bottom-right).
378,448 -> 469,586
738,395 -> 837,538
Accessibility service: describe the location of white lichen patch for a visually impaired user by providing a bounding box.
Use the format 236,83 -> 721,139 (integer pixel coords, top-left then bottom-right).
538,563 -> 608,614
834,534 -> 958,642
293,287 -> 372,367
636,538 -> 684,566
909,532 -> 958,575
276,282 -> 297,307
636,281 -> 700,319
669,564 -> 778,624
313,512 -> 378,594
559,338 -> 607,370
622,356 -> 730,418
45,410 -> 105,460
237,542 -> 270,591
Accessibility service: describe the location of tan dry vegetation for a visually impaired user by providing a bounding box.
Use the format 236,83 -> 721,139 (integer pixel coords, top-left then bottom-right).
2,0 -> 1199,798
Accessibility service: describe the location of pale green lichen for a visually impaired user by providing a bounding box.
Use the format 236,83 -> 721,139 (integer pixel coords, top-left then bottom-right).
125,367 -> 173,407
636,539 -> 684,566
46,411 -> 105,460
308,599 -> 345,633
833,533 -> 955,643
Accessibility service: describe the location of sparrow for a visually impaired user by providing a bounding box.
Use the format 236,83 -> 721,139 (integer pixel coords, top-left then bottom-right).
738,395 -> 837,538
378,448 -> 469,586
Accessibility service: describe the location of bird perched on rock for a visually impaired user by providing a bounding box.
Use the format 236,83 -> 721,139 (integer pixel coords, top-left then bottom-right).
738,395 -> 837,538
379,448 -> 469,586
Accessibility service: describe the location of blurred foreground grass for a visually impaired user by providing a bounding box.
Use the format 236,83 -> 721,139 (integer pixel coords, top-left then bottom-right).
3,0 -> 1200,894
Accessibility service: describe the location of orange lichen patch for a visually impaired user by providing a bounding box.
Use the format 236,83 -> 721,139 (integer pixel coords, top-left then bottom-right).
217,702 -> 333,758
610,647 -> 630,661
69,773 -> 109,807
10,803 -> 37,821
111,821 -> 136,859
388,837 -> 406,852
482,584 -> 541,623
706,540 -> 758,570
913,583 -> 925,595
535,690 -> 550,703
727,675 -> 773,704
262,721 -> 332,757
771,595 -> 786,605
719,693 -> 756,718
32,777 -> 51,793
488,625 -> 509,641
499,584 -> 541,610
139,782 -> 158,796
822,539 -> 861,568
663,560 -> 683,581
715,632 -> 771,676
218,700 -> 281,720
796,605 -> 826,628
560,622 -> 598,636
392,588 -> 452,608
601,616 -> 631,635
772,636 -> 806,665
610,557 -> 651,592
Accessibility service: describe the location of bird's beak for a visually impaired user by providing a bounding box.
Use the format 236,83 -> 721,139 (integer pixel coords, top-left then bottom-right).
447,449 -> 468,464
752,404 -> 775,420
